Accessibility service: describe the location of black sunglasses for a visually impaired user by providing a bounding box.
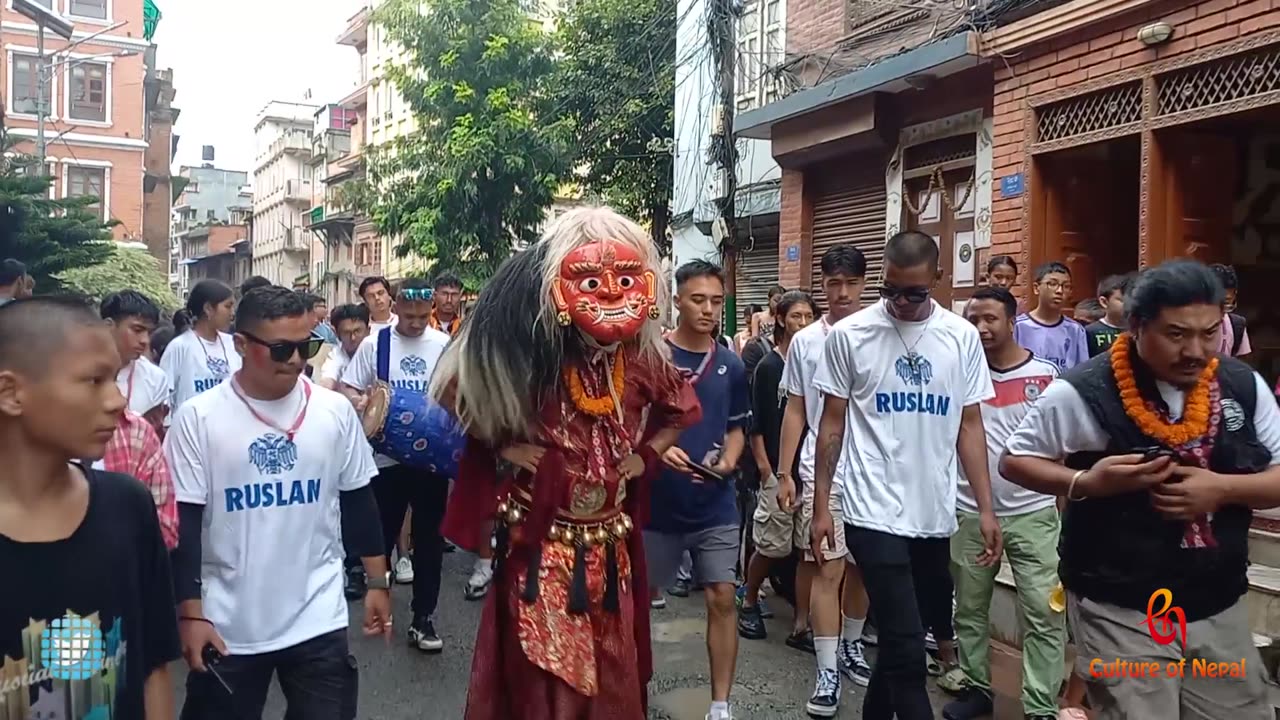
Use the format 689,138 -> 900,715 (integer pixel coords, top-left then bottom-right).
240,332 -> 325,362
878,285 -> 931,304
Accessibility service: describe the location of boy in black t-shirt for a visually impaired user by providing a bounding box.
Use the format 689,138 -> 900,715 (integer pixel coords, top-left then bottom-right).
0,298 -> 181,720
1084,273 -> 1131,357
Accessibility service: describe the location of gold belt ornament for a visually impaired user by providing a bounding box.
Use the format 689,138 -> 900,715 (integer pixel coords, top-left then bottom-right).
497,495 -> 634,547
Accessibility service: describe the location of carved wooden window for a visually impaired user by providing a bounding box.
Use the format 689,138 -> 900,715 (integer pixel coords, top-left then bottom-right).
1036,82 -> 1142,143
1157,43 -> 1280,116
903,134 -> 975,174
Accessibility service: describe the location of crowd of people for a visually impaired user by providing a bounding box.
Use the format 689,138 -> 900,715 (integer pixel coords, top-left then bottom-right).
2,205 -> 1280,720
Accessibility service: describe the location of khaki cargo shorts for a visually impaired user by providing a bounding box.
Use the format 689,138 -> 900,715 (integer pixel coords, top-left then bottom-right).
752,472 -> 847,562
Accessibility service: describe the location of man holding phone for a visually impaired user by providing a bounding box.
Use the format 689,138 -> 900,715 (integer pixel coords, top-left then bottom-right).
1001,260 -> 1280,719
646,260 -> 750,720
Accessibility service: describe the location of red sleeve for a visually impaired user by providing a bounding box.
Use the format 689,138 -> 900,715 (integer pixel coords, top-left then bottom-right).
638,350 -> 702,433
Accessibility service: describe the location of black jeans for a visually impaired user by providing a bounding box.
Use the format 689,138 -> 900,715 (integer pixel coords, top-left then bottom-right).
372,463 -> 450,617
181,629 -> 356,720
845,525 -> 952,720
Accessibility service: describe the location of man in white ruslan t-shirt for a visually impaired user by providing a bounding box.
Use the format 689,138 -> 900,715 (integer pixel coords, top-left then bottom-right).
101,290 -> 172,430
944,287 -> 1065,720
318,303 -> 371,390
810,230 -> 1002,720
166,286 -> 392,720
342,277 -> 451,653
1001,260 -> 1280,720
359,275 -> 398,333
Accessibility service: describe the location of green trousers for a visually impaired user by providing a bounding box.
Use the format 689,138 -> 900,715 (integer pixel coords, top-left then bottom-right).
951,507 -> 1066,717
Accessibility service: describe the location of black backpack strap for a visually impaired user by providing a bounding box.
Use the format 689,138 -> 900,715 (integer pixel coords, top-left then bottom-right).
1229,312 -> 1247,356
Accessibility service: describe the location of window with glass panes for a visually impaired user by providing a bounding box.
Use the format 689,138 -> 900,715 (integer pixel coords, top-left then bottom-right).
734,0 -> 783,111
70,0 -> 107,19
10,54 -> 49,117
67,166 -> 106,219
70,62 -> 108,122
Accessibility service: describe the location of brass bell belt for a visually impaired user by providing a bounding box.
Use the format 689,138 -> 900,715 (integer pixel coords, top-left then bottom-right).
497,493 -> 634,548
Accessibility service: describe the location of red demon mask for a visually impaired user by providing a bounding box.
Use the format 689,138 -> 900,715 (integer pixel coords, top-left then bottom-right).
552,239 -> 656,344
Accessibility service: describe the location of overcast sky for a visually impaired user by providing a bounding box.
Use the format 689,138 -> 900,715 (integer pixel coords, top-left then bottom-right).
152,0 -> 364,176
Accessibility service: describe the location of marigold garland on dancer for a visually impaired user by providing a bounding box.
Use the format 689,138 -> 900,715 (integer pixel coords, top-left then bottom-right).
430,206 -> 701,720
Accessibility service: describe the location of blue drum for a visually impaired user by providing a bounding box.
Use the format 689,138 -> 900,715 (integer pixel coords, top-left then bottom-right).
361,382 -> 465,477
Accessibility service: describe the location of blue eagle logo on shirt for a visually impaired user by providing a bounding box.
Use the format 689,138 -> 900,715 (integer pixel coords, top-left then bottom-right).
894,353 -> 933,387
248,433 -> 298,475
206,356 -> 230,378
399,355 -> 428,377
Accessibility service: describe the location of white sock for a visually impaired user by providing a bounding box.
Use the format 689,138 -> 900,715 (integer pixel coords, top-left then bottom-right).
814,636 -> 839,671
842,615 -> 865,643
709,700 -> 730,718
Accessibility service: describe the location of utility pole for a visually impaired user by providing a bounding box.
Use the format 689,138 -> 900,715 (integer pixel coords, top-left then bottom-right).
708,0 -> 739,333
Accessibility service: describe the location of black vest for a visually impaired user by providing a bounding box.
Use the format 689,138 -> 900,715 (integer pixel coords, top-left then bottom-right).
1061,351 -> 1270,621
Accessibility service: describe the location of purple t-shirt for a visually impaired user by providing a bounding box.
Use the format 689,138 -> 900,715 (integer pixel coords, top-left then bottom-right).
1013,313 -> 1088,373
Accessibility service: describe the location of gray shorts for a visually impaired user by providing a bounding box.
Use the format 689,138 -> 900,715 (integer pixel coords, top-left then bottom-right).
644,524 -> 739,589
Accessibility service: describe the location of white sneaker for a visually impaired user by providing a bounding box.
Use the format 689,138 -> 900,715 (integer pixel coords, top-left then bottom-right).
464,563 -> 493,601
394,554 -> 414,584
705,708 -> 734,720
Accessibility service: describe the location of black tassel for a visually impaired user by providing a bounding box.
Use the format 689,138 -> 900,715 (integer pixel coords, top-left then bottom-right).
603,541 -> 620,613
568,543 -> 589,614
520,542 -> 542,604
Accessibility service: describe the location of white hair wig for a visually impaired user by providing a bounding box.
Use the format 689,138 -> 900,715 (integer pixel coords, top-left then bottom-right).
430,206 -> 669,446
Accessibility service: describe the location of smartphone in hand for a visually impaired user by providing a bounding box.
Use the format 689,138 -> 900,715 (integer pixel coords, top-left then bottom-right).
686,459 -> 727,483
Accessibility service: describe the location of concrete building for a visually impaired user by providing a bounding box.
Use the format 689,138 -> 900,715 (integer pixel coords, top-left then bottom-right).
671,0 -> 783,330
141,52 -> 176,266
1,0 -> 152,244
181,223 -> 249,288
251,100 -> 318,287
170,163 -> 250,294
306,101 -> 361,305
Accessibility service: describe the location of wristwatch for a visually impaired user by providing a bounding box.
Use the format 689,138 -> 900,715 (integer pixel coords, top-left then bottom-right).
367,572 -> 392,591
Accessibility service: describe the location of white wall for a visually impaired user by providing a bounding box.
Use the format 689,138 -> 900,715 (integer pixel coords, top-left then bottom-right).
670,222 -> 720,303
672,0 -> 781,224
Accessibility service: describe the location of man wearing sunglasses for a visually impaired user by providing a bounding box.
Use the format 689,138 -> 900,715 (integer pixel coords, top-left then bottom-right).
166,286 -> 392,719
810,230 -> 1003,720
341,277 -> 452,653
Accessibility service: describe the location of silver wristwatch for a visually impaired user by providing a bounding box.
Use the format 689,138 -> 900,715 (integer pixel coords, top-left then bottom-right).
367,572 -> 392,591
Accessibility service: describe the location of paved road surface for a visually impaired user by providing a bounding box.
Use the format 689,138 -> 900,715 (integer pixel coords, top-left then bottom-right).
173,551 -> 958,719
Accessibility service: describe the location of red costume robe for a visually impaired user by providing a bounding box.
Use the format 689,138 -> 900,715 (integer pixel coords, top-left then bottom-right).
443,346 -> 700,720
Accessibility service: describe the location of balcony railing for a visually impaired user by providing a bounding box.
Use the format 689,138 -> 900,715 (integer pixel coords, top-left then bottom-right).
269,133 -> 311,159
284,179 -> 313,204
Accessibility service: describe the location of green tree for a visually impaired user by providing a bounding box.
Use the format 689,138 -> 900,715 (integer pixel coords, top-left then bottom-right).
553,0 -> 675,251
59,245 -> 180,311
343,0 -> 572,284
0,127 -> 114,292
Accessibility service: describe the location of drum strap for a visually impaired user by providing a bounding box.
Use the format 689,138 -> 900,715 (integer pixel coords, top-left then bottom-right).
376,327 -> 392,383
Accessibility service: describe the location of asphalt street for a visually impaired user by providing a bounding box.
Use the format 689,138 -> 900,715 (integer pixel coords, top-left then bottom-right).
172,550 -> 954,719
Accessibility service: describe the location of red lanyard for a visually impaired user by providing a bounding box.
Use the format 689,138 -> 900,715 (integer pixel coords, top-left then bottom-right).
197,332 -> 230,374
230,374 -> 312,441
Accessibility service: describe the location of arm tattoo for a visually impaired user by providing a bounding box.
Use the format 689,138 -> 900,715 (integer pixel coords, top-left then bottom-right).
814,430 -> 843,495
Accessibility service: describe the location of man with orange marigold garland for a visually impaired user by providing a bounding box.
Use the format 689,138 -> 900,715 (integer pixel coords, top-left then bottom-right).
430,206 -> 700,720
1001,259 -> 1280,719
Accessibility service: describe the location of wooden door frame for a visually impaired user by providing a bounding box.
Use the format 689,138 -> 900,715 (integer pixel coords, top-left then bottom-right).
1019,29 -> 1280,273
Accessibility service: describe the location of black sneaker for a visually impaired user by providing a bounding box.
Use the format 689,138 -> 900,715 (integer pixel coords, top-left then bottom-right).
786,628 -> 815,654
667,577 -> 692,597
408,614 -> 444,653
942,687 -> 993,720
805,668 -> 841,717
344,565 -> 366,600
737,604 -> 767,640
838,638 -> 872,687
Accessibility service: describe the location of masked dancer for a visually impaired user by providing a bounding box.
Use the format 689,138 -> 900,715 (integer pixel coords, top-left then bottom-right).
432,206 -> 701,720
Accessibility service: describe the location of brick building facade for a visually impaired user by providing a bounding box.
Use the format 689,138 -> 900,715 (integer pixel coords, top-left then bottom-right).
739,0 -> 1280,364
0,0 -> 151,244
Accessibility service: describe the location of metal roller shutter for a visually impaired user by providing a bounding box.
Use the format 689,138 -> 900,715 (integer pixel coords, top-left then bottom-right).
735,234 -> 780,314
811,181 -> 886,309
